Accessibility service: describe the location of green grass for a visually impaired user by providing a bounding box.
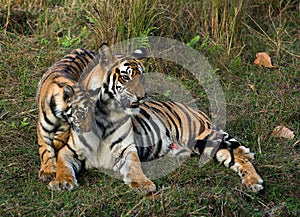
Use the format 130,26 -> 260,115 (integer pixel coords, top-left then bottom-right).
0,0 -> 299,216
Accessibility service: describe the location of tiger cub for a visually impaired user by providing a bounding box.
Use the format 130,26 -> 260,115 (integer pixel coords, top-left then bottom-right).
47,44 -> 263,193
36,48 -> 96,181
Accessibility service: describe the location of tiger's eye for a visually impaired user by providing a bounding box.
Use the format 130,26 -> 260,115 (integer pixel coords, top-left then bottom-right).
122,75 -> 130,81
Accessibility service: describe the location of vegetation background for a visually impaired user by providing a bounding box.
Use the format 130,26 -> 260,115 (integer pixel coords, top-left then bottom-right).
0,0 -> 299,216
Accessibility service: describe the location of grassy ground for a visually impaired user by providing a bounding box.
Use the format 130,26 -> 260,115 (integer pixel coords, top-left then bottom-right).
0,0 -> 299,216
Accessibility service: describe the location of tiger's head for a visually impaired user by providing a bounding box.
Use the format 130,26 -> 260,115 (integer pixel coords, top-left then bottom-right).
62,85 -> 98,134
98,43 -> 147,115
62,44 -> 147,133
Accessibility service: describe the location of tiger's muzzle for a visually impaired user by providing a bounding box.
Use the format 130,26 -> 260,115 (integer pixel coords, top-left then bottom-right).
130,93 -> 148,108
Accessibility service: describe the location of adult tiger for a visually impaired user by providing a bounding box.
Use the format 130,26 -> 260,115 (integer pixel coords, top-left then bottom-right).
36,48 -> 97,181
49,43 -> 264,193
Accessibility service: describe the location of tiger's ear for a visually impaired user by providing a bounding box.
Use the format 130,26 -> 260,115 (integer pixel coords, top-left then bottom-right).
63,85 -> 74,100
131,48 -> 147,60
98,43 -> 114,70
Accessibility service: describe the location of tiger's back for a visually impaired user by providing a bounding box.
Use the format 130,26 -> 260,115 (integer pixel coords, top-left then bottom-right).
37,48 -> 97,180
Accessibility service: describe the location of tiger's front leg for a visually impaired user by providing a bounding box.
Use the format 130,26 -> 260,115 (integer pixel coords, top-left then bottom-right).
48,145 -> 82,191
114,144 -> 156,192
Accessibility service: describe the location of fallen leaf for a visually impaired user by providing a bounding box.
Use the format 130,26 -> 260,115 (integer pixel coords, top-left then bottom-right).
272,125 -> 295,140
254,52 -> 274,68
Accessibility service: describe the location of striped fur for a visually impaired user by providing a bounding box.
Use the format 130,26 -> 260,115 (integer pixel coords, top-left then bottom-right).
36,48 -> 97,181
47,44 -> 263,193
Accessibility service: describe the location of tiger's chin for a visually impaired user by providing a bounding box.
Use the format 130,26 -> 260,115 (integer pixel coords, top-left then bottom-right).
125,107 -> 140,115
122,101 -> 141,115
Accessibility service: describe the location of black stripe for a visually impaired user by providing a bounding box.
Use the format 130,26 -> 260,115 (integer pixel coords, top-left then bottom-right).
44,155 -> 56,164
110,137 -> 123,150
224,134 -> 241,149
41,101 -> 55,126
41,149 -> 48,160
53,137 -> 65,144
133,115 -> 152,147
119,144 -> 133,159
229,140 -> 240,149
95,117 -> 106,138
77,134 -> 93,152
218,140 -> 227,149
139,107 -> 161,134
57,58 -> 75,64
102,116 -> 130,140
167,101 -> 182,124
67,63 -> 81,77
157,101 -> 180,141
193,136 -> 209,155
134,115 -> 151,132
49,95 -> 59,119
110,129 -> 130,150
174,102 -> 193,144
40,122 -> 52,133
82,48 -> 96,60
95,98 -> 108,116
55,61 -> 79,78
74,50 -> 91,67
138,107 -> 163,147
43,135 -> 53,146
66,142 -> 79,159
137,146 -> 152,161
65,143 -> 83,173
112,73 -> 118,95
77,50 -> 95,66
228,149 -> 235,168
153,139 -> 163,159
103,83 -> 114,99
144,104 -> 172,140
179,102 -> 206,138
132,121 -> 140,135
207,121 -> 212,129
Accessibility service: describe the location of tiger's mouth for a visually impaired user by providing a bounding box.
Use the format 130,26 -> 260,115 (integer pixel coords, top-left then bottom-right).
121,95 -> 147,110
130,96 -> 147,108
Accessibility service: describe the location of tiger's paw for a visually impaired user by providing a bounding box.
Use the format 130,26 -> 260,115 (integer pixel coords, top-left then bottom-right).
39,163 -> 56,182
234,146 -> 255,160
39,170 -> 56,182
129,180 -> 157,193
241,172 -> 264,192
48,177 -> 78,191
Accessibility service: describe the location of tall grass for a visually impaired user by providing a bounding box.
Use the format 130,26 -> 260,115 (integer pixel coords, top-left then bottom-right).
2,0 -> 297,60
201,0 -> 244,55
89,0 -> 162,45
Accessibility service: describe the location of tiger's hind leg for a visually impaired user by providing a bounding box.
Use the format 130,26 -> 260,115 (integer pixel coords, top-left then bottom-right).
198,128 -> 264,192
216,146 -> 264,192
38,127 -> 70,181
38,134 -> 57,181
